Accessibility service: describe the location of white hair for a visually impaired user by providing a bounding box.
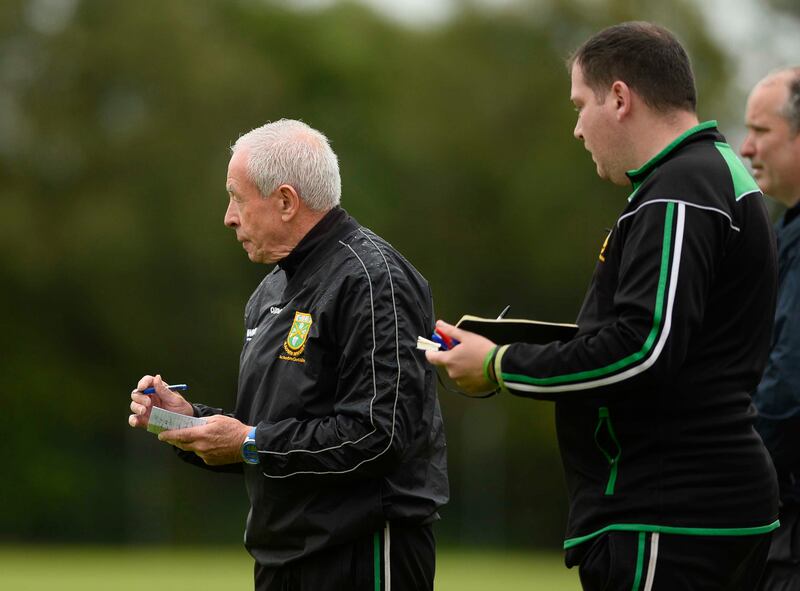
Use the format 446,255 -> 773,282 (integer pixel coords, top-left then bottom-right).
231,119 -> 341,211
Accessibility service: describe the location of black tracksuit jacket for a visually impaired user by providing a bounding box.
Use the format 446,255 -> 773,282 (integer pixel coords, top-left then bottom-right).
491,122 -> 780,555
178,207 -> 449,567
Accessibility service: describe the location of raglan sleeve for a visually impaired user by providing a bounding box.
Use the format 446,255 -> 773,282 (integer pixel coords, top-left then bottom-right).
495,198 -> 726,400
253,250 -> 433,479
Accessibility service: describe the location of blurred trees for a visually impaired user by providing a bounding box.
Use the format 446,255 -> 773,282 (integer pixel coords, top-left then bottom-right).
767,0 -> 800,17
0,0 -> 732,548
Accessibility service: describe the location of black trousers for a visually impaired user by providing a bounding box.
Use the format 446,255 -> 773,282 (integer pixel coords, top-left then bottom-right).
254,522 -> 435,591
759,504 -> 800,591
574,531 -> 772,591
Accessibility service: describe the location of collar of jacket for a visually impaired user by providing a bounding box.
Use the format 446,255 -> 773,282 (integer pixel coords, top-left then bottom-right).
277,205 -> 360,293
625,120 -> 719,202
782,201 -> 800,229
776,203 -> 800,252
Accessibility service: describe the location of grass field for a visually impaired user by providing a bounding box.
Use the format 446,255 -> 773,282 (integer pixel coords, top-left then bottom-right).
0,545 -> 579,590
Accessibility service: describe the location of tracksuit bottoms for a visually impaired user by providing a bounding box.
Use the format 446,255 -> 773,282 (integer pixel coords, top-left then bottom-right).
573,530 -> 772,590
254,522 -> 435,591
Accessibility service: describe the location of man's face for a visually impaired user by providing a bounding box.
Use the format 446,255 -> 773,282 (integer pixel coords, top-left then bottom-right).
224,149 -> 287,264
741,76 -> 800,207
570,62 -> 628,185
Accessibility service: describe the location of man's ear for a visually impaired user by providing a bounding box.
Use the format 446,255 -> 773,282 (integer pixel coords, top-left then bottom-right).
610,80 -> 633,120
277,185 -> 301,222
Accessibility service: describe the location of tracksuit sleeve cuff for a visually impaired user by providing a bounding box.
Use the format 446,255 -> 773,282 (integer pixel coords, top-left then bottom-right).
494,344 -> 510,390
483,346 -> 499,384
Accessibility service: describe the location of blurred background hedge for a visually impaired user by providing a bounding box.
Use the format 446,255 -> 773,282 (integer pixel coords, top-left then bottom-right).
1,0 -> 797,549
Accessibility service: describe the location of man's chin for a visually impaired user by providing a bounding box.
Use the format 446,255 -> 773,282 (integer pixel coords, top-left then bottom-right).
595,165 -> 616,184
754,179 -> 771,195
249,254 -> 270,264
596,166 -> 630,186
243,248 -> 261,263
248,251 -> 278,265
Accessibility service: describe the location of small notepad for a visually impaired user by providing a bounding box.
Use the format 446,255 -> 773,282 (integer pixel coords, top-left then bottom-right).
147,406 -> 207,434
416,336 -> 441,351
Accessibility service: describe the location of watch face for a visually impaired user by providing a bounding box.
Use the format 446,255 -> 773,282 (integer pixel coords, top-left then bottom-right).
242,440 -> 259,465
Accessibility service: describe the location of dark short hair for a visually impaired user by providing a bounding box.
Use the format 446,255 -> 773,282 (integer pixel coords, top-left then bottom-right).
781,68 -> 800,135
569,22 -> 697,113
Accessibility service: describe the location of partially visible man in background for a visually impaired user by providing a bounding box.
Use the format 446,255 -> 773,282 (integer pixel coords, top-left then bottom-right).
742,67 -> 800,591
129,119 -> 448,591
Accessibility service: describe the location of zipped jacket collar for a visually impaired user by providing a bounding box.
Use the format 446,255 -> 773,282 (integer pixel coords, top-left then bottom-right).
626,120 -> 718,199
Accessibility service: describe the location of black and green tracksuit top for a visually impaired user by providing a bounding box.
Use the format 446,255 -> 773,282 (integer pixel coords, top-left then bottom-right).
493,122 -> 780,550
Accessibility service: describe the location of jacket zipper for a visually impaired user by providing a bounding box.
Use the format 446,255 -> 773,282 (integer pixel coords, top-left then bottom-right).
594,406 -> 621,496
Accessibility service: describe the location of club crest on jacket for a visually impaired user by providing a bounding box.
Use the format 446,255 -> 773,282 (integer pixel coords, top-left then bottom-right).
281,311 -> 313,363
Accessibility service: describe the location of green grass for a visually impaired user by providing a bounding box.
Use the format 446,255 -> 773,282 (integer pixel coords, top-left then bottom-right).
0,545 -> 579,590
438,549 -> 579,590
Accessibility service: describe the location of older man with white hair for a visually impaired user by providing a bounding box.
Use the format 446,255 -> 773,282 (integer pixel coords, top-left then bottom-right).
129,119 -> 448,591
741,67 -> 800,591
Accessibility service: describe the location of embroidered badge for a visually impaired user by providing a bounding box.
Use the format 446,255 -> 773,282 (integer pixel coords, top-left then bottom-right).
280,311 -> 312,363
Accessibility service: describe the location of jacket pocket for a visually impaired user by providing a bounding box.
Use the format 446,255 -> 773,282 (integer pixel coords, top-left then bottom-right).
594,406 -> 621,496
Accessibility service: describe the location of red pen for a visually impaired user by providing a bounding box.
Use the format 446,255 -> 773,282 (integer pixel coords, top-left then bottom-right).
433,328 -> 460,351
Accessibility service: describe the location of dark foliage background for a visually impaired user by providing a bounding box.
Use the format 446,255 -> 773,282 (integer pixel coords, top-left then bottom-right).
0,0 -> 738,548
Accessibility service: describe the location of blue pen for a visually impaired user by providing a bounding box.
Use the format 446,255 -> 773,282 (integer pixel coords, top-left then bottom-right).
138,383 -> 189,395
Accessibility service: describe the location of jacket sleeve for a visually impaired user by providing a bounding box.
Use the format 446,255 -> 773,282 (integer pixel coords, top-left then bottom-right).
495,199 -> 726,400
754,249 -> 800,474
254,251 -> 433,480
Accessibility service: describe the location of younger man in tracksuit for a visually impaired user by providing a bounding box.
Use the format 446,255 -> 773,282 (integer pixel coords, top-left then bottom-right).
428,22 -> 779,590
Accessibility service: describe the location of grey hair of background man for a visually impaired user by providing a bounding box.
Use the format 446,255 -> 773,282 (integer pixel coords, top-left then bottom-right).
777,67 -> 800,135
231,119 -> 341,211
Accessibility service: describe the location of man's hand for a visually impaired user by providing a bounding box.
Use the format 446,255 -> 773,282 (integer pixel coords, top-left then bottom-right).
158,415 -> 252,465
129,374 -> 194,429
425,320 -> 498,395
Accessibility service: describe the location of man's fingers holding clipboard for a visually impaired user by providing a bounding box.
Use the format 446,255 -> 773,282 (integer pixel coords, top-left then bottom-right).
424,320 -> 497,394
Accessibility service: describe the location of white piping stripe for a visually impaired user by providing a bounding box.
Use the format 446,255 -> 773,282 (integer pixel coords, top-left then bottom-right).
506,203 -> 685,393
617,198 -> 740,232
260,232 -> 401,477
736,188 -> 762,202
643,532 -> 659,591
384,522 -> 391,591
360,229 -> 403,462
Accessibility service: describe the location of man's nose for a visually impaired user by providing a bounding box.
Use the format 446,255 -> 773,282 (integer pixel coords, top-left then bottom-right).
740,133 -> 755,159
224,201 -> 238,228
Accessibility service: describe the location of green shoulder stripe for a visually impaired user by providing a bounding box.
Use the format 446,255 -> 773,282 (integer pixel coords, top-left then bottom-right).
715,142 -> 761,201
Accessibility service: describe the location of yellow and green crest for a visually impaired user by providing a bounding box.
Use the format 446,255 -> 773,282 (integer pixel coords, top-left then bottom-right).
283,311 -> 312,357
